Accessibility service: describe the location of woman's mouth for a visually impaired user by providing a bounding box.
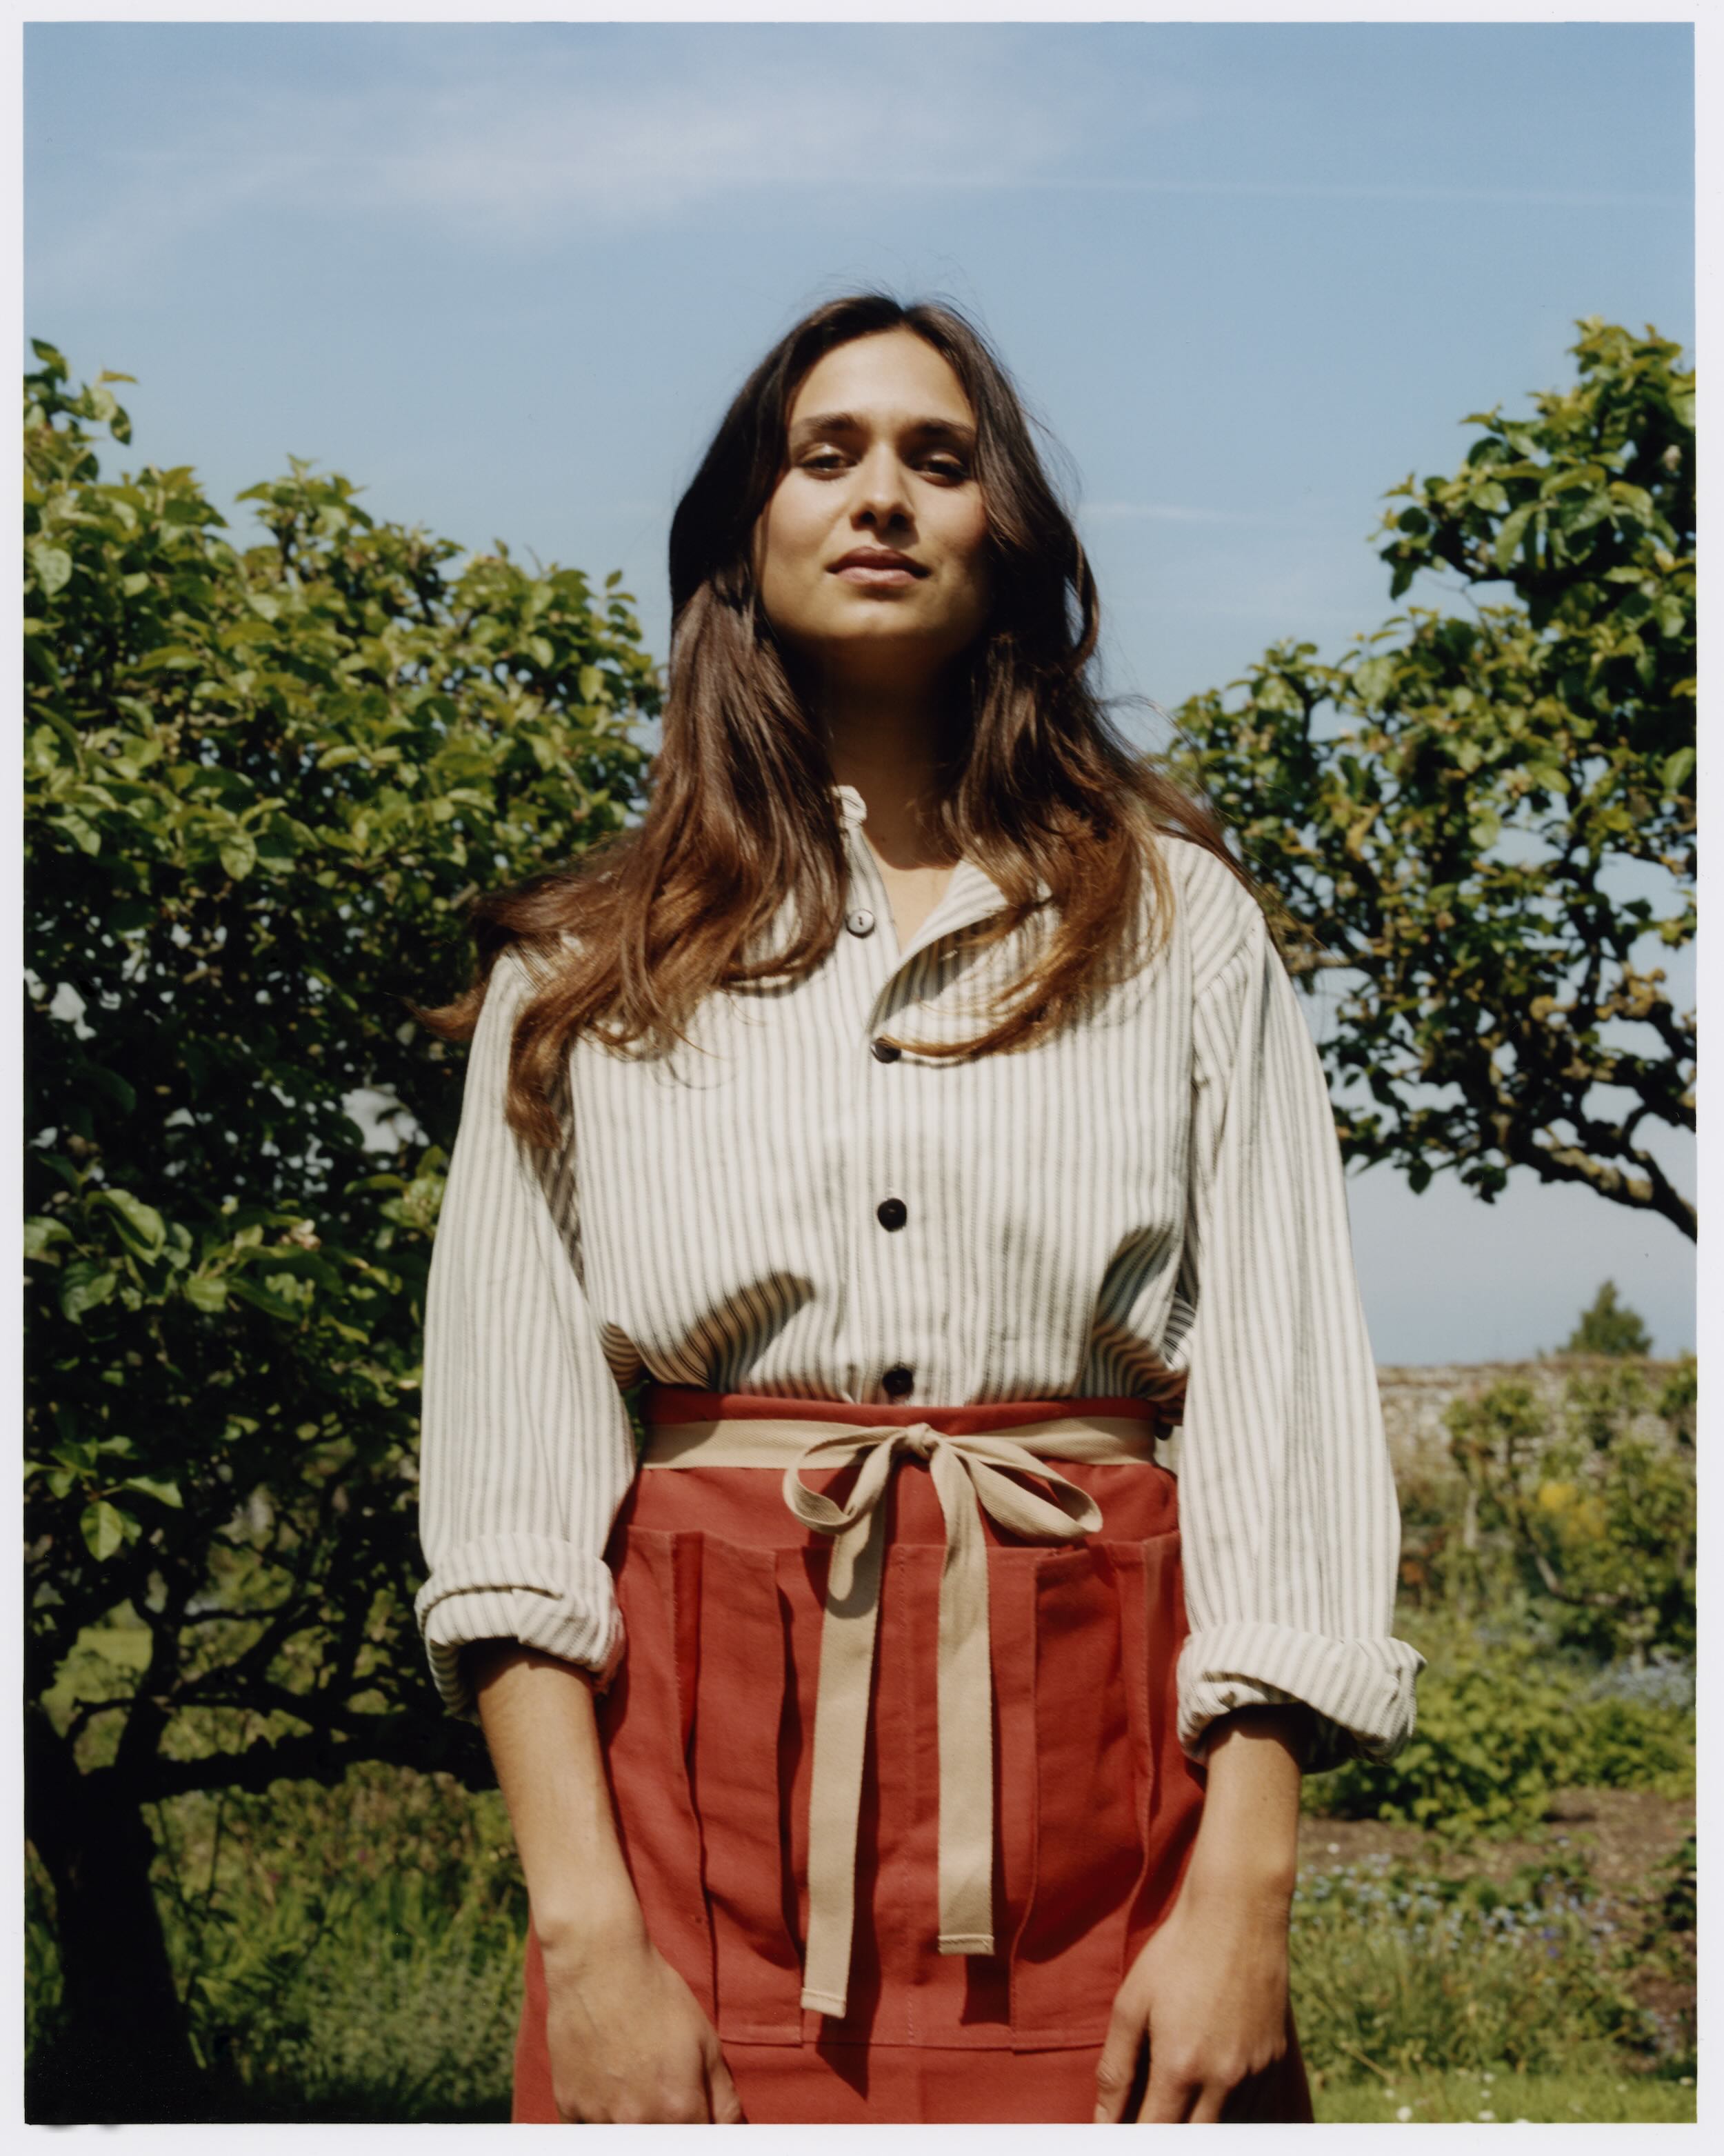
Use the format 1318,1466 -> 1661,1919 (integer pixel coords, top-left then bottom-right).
834,563 -> 923,587
829,548 -> 930,588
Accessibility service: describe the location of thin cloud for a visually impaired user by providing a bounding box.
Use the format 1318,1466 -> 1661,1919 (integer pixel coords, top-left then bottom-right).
1082,501 -> 1320,528
28,32 -> 1097,299
960,175 -> 1689,210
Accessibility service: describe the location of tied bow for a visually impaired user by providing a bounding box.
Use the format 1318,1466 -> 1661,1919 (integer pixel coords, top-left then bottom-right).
782,1421 -> 1108,2020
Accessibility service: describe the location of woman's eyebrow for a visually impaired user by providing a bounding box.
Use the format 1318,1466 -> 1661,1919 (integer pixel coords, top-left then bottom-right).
788,410 -> 977,448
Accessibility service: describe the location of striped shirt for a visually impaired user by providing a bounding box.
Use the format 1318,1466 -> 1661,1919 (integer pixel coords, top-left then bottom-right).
413,781 -> 1424,1772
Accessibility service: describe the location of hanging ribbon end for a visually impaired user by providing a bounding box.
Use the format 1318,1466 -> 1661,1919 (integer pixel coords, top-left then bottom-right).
800,1984 -> 851,2018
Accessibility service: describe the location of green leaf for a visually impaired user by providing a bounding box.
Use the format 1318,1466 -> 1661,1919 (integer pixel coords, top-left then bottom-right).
59,1264 -> 118,1324
226,1277 -> 305,1322
92,1188 -> 168,1260
1492,503 -> 1536,572
1352,657 -> 1396,707
24,1216 -> 72,1262
1661,747 -> 1696,796
219,829 -> 258,883
30,543 -> 74,596
80,1499 -> 132,1561
119,1475 -> 183,1510
84,1064 -> 137,1117
183,1272 -> 229,1313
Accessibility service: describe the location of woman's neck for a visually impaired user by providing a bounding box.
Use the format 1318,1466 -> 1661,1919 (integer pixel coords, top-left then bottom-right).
816,673 -> 957,870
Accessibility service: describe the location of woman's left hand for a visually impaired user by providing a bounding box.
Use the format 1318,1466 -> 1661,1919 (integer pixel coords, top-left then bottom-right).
1093,1868 -> 1294,2124
1094,1704 -> 1308,2124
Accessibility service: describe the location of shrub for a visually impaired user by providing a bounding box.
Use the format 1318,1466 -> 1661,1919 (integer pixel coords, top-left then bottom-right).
1290,1853 -> 1664,2080
1307,1635 -> 1694,1837
23,338 -> 655,2115
1445,1361 -> 1694,1663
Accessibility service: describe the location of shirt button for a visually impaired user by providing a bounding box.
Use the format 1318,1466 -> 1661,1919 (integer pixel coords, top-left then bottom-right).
870,1037 -> 901,1062
883,1364 -> 914,1399
846,908 -> 876,937
876,1197 -> 908,1231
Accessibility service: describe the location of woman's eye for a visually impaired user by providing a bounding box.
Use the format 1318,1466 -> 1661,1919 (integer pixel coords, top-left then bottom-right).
925,457 -> 969,481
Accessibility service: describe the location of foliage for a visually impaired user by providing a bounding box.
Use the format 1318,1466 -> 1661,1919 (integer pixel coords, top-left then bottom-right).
1287,1850 -> 1665,2081
1307,1633 -> 1693,1839
26,1764 -> 524,2122
1445,1360 -> 1694,1662
25,1761 -> 1693,2121
23,343 -> 654,1810
1170,320 -> 1695,1237
1565,1280 -> 1653,1357
1314,2072 -> 1694,2126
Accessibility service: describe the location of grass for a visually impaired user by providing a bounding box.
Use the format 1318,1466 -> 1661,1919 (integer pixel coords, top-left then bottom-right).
1312,2068 -> 1697,2124
26,1758 -> 1696,2124
1286,1847 -> 1690,2083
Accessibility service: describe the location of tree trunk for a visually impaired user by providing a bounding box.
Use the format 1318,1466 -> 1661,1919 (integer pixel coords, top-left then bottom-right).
24,1706 -> 223,2123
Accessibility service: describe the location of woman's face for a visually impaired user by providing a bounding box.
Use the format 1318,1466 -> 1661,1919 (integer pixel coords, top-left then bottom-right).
752,328 -> 992,688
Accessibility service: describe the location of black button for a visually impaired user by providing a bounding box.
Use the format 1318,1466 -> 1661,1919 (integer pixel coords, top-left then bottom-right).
883,1364 -> 914,1398
876,1197 -> 908,1231
871,1037 -> 901,1062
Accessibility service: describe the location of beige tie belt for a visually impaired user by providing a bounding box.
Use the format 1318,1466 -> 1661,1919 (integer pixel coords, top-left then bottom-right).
641,1408 -> 1169,2020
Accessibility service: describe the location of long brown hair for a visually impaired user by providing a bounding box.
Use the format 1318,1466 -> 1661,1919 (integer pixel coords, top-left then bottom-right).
424,292 -> 1252,1147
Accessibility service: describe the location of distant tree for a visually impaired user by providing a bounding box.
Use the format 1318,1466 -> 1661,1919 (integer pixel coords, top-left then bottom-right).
1445,1357 -> 1694,1664
23,342 -> 656,2119
1171,321 -> 1695,1239
1564,1281 -> 1654,1358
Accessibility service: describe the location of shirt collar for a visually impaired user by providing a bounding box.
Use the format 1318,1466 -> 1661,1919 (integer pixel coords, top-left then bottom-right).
830,783 -> 1051,964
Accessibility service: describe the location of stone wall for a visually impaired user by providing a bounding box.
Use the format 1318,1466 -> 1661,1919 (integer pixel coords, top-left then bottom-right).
1376,1358 -> 1687,1481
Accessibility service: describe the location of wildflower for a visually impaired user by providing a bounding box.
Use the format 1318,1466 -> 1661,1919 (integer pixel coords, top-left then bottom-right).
1479,2110 -> 1496,2122
1395,2107 -> 1413,2123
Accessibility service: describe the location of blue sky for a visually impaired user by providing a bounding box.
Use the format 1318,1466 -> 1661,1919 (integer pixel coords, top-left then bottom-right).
24,18 -> 1696,1360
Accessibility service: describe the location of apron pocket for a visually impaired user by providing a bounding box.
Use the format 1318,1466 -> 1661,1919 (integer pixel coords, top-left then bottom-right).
1005,1542 -> 1143,2046
598,1526 -> 716,2022
1109,1529 -> 1207,1967
688,1534 -> 807,2042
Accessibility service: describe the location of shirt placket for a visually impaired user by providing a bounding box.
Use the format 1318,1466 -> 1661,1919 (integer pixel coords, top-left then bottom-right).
830,792 -> 1009,1408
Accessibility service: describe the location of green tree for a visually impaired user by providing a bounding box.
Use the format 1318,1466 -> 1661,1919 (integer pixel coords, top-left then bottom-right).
23,341 -> 656,2119
1171,320 -> 1695,1237
1444,1360 -> 1694,1664
1564,1280 -> 1654,1357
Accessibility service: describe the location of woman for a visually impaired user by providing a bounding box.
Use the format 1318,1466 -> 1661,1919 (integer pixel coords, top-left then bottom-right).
412,292 -> 1423,2126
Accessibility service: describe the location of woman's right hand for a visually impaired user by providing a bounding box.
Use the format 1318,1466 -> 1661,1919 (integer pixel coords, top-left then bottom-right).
541,1928 -> 744,2124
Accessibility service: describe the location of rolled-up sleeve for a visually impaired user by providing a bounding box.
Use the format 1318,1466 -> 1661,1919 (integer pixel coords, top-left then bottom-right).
412,946 -> 639,1723
1171,896 -> 1425,1775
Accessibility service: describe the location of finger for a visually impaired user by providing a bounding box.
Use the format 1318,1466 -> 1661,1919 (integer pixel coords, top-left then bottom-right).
707,2052 -> 745,2125
1188,2077 -> 1231,2125
1135,2062 -> 1197,2125
1092,2011 -> 1144,2124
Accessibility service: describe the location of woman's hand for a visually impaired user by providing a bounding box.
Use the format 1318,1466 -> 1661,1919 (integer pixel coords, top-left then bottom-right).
1094,1703 -> 1307,2124
1092,1868 -> 1293,2124
541,1925 -> 745,2124
466,1643 -> 744,2122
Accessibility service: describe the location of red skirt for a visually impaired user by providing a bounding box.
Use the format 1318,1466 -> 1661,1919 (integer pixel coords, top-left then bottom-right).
511,1393 -> 1314,2124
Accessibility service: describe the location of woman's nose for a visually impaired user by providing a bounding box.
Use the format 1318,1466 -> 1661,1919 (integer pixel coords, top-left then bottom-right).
851,446 -> 912,528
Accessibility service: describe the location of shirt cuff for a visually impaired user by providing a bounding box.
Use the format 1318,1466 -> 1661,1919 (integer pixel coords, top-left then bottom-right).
1176,1619 -> 1426,1775
412,1534 -> 625,1723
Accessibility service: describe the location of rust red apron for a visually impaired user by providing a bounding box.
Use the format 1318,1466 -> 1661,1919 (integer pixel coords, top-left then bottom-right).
510,1388 -> 1314,2124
